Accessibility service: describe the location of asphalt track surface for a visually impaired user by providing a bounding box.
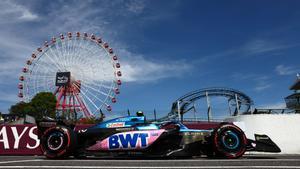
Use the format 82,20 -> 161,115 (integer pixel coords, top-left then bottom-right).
1,155 -> 300,169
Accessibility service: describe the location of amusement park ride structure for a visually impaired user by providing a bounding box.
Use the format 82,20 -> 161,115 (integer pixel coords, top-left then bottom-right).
166,76 -> 300,122
18,32 -> 122,119
17,32 -> 300,122
163,87 -> 254,122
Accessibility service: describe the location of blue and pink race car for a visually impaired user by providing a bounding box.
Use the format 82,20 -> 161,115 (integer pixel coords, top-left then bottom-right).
37,115 -> 280,159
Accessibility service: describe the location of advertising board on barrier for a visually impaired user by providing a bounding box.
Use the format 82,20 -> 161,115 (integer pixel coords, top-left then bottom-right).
0,125 -> 42,155
0,124 -> 93,155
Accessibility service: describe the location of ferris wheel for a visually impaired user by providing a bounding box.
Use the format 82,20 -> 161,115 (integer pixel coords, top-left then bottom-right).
18,32 -> 122,118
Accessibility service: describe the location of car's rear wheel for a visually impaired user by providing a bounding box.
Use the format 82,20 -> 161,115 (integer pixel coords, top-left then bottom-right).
212,123 -> 247,159
41,125 -> 76,159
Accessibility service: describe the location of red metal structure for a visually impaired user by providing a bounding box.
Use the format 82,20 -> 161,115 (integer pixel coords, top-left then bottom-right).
18,32 -> 122,118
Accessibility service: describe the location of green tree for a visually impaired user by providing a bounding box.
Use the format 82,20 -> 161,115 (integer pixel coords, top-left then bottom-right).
30,92 -> 57,120
9,102 -> 35,117
9,92 -> 57,120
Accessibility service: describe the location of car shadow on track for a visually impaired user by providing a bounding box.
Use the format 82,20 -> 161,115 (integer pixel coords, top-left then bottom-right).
36,155 -> 278,160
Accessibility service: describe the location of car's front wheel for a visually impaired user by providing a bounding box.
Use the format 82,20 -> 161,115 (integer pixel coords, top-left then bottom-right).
212,123 -> 247,159
41,125 -> 76,159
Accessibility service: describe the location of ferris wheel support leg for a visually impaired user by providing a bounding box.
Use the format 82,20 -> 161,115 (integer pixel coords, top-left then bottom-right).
56,87 -> 64,111
54,87 -> 59,95
62,90 -> 67,117
74,94 -> 92,118
68,94 -> 73,120
72,95 -> 78,121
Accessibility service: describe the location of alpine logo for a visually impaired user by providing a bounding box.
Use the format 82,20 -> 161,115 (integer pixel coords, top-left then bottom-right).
109,133 -> 149,150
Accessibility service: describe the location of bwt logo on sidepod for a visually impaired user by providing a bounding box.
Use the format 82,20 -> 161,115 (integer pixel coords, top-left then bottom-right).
109,132 -> 149,150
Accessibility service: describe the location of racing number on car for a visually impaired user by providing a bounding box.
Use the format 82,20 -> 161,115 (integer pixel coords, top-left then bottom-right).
109,133 -> 149,149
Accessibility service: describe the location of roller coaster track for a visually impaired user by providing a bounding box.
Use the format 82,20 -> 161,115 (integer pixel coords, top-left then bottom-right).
160,87 -> 254,121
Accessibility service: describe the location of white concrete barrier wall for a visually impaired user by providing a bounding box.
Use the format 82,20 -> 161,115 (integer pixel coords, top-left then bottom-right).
225,114 -> 300,154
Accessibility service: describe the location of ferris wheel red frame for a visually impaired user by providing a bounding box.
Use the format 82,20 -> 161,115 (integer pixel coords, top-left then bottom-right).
18,32 -> 122,118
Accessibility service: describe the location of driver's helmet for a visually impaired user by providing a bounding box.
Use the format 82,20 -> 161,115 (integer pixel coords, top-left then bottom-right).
136,111 -> 144,117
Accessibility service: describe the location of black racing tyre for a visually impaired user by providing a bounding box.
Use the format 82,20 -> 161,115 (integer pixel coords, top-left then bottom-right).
212,123 -> 247,159
41,125 -> 76,159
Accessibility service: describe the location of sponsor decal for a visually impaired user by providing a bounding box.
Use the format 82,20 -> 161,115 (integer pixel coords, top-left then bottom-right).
78,129 -> 87,133
0,126 -> 40,150
84,129 -> 166,151
109,133 -> 149,150
255,135 -> 270,140
106,122 -> 125,128
55,72 -> 70,86
116,127 -> 134,131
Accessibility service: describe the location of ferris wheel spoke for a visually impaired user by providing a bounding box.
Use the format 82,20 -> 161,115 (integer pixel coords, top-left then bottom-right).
71,39 -> 84,66
78,84 -> 107,106
69,39 -> 77,67
32,69 -> 57,77
85,78 -> 117,90
72,83 -> 100,111
81,43 -> 103,58
30,74 -> 56,79
47,44 -> 62,64
54,41 -> 67,70
63,39 -> 72,69
76,85 -> 102,104
59,40 -> 68,68
74,39 -> 87,64
60,40 -> 69,70
76,46 -> 99,66
31,77 -> 55,86
47,45 -> 66,71
31,79 -> 55,88
81,78 -> 105,91
70,46 -> 87,70
81,82 -> 114,99
94,81 -> 115,91
81,41 -> 102,62
32,83 -> 51,91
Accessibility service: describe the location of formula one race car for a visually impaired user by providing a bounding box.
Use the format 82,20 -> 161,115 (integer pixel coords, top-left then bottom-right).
37,115 -> 281,159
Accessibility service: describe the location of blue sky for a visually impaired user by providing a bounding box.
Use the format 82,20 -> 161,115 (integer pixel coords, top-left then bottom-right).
0,0 -> 300,119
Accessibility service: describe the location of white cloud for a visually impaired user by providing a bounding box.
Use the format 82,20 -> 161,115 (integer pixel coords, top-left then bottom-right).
31,1 -> 193,83
0,31 -> 35,84
0,1 -> 192,85
275,65 -> 299,76
203,39 -> 299,60
0,90 -> 17,103
121,54 -> 193,82
254,83 -> 271,92
0,0 -> 193,113
231,73 -> 272,92
252,76 -> 272,92
0,0 -> 38,23
126,0 -> 146,14
241,39 -> 295,55
242,39 -> 271,54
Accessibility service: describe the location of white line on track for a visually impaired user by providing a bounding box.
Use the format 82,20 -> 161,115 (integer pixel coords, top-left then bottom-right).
1,166 -> 300,169
0,159 -> 42,164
